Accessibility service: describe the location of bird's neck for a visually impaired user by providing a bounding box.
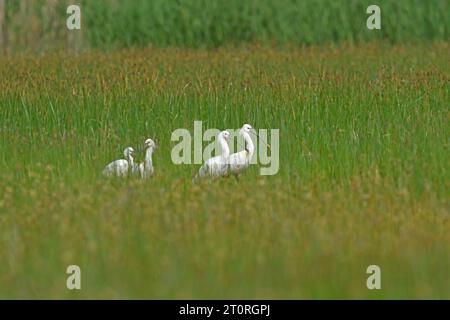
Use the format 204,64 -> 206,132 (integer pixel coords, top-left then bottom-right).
242,133 -> 254,157
144,148 -> 153,167
128,156 -> 134,166
218,137 -> 230,158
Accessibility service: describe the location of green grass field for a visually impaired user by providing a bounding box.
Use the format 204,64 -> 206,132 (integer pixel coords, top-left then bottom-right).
0,43 -> 449,298
3,0 -> 449,51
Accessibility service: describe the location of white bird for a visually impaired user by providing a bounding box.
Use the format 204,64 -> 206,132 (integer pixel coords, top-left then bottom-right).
194,130 -> 231,181
102,147 -> 135,177
228,124 -> 255,179
138,138 -> 156,179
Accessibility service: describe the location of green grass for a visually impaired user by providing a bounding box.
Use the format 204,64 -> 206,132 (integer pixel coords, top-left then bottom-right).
3,0 -> 450,51
0,43 -> 449,298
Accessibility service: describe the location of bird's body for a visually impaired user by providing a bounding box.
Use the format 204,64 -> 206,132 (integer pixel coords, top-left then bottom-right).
228,124 -> 255,177
103,147 -> 135,177
138,138 -> 156,179
131,163 -> 140,176
194,131 -> 231,181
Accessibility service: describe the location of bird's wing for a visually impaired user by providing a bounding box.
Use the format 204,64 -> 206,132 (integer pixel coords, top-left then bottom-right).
204,154 -> 224,166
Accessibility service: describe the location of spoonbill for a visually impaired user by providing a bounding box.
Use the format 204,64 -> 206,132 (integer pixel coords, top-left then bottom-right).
228,124 -> 255,179
194,130 -> 231,181
103,147 -> 135,177
138,138 -> 156,179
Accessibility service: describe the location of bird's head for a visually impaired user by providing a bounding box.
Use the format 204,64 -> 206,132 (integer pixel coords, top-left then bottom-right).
124,147 -> 134,158
220,130 -> 231,141
241,124 -> 253,134
144,138 -> 156,150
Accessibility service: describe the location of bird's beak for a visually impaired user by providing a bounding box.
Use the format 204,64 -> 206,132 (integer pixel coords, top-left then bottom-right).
253,131 -> 271,148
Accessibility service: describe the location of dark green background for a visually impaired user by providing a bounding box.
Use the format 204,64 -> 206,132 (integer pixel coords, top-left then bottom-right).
1,0 -> 449,51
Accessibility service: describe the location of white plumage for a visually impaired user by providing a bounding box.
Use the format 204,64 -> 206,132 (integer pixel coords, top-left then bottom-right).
103,147 -> 135,177
194,130 -> 231,181
228,124 -> 255,177
138,138 -> 156,179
